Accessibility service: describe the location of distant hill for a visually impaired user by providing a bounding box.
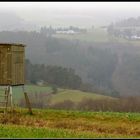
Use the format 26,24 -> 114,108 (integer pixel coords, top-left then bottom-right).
0,30 -> 140,96
49,89 -> 116,105
0,12 -> 39,31
114,17 -> 140,27
3,85 -> 115,105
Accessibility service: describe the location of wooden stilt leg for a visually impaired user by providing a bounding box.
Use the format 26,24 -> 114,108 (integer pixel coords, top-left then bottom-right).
9,86 -> 13,112
4,87 -> 9,113
22,86 -> 33,115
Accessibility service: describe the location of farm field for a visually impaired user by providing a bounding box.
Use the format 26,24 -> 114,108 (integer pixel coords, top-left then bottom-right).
53,28 -> 109,43
0,85 -> 52,104
53,28 -> 140,46
0,109 -> 139,138
49,89 -> 115,104
12,85 -> 53,102
0,85 -> 115,105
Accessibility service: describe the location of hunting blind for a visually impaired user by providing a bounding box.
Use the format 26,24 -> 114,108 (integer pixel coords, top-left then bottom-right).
0,43 -> 25,85
0,43 -> 32,114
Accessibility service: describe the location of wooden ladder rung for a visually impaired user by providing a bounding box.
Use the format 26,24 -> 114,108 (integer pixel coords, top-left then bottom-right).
0,95 -> 8,97
0,101 -> 7,103
0,87 -> 10,114
0,107 -> 6,109
0,89 -> 6,91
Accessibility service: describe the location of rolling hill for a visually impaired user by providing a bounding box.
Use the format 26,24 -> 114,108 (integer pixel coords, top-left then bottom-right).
0,85 -> 116,105
49,89 -> 115,105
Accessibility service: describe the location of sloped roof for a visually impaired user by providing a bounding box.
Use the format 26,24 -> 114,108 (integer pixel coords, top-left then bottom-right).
0,43 -> 25,47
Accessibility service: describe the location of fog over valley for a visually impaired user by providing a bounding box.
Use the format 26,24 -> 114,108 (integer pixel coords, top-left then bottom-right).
0,2 -> 140,98
1,2 -> 140,30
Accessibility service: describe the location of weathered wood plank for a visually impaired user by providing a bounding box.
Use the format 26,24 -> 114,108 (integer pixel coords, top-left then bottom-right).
0,44 -> 25,85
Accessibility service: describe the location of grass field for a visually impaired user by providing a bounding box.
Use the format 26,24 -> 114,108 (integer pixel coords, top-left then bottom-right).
49,89 -> 115,104
53,28 -> 109,43
0,85 -> 52,104
0,85 -> 115,105
53,28 -> 140,46
12,85 -> 52,102
0,108 -> 139,138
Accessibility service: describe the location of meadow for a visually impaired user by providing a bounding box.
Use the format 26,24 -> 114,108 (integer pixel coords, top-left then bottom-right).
49,89 -> 115,104
53,28 -> 109,43
0,85 -> 52,104
53,28 -> 140,46
0,28 -> 140,138
0,84 -> 115,106
0,108 -> 139,138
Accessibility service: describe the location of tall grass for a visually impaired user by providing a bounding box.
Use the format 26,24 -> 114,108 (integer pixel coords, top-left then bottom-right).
0,109 -> 139,138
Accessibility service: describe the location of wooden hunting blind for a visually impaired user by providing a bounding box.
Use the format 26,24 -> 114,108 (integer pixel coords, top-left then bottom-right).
0,43 -> 25,86
0,43 -> 32,114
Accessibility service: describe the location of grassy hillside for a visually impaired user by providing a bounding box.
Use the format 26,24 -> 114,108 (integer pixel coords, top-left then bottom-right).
53,28 -> 109,43
53,28 -> 140,46
49,89 -> 115,104
0,108 -> 139,138
0,85 -> 52,104
12,85 -> 52,101
0,85 -> 115,105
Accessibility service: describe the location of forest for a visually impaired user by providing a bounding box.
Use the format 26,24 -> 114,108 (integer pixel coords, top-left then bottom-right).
0,27 -> 140,97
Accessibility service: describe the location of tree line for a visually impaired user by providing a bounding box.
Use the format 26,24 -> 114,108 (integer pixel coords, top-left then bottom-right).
107,17 -> 140,38
25,59 -> 82,90
0,30 -> 139,97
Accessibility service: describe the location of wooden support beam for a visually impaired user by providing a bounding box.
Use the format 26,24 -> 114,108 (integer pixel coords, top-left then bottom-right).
9,86 -> 14,112
5,87 -> 8,113
24,92 -> 33,115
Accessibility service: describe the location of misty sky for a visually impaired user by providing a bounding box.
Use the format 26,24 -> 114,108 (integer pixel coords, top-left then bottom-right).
0,2 -> 140,28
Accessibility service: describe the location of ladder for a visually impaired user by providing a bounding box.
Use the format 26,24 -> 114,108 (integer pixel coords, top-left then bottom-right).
0,86 -> 33,114
0,87 -> 9,114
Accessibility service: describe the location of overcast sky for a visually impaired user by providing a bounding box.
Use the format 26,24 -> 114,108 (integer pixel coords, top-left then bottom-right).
0,2 -> 140,28
0,2 -> 140,9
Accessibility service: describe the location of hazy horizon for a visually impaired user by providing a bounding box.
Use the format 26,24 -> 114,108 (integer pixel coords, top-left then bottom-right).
0,2 -> 140,30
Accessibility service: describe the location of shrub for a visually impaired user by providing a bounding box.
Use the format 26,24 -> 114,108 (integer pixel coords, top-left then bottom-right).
49,100 -> 75,110
52,85 -> 58,94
